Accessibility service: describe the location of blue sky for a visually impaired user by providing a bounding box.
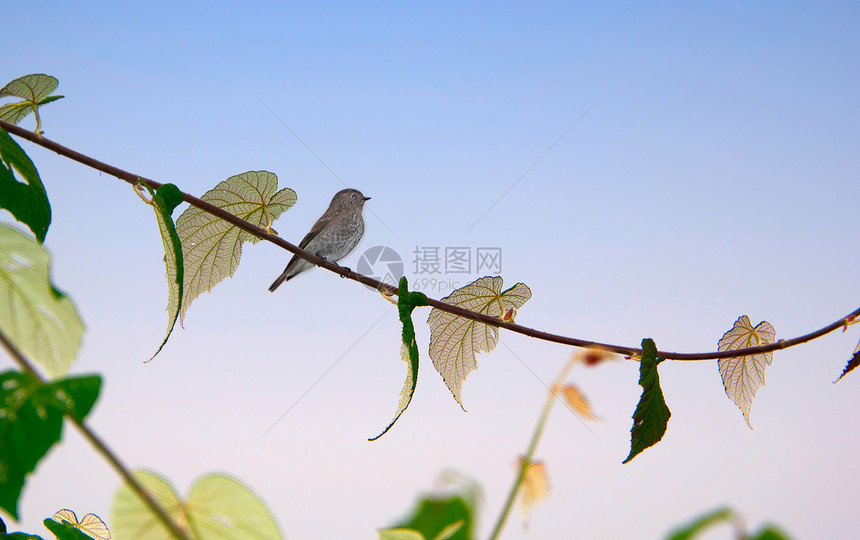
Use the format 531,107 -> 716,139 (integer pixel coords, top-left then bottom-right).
3,2 -> 860,539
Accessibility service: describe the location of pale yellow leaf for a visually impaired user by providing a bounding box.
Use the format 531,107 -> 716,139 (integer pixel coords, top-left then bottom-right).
175,171 -> 296,326
717,315 -> 776,428
52,509 -> 111,540
427,276 -> 531,408
518,457 -> 550,522
561,384 -> 599,421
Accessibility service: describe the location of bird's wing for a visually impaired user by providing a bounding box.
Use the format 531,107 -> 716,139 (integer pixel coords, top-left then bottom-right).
297,210 -> 337,250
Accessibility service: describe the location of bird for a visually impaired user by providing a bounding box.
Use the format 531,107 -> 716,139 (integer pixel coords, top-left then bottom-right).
268,188 -> 370,291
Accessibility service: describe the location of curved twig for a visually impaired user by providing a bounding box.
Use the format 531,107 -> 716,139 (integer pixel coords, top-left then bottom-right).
2,120 -> 857,361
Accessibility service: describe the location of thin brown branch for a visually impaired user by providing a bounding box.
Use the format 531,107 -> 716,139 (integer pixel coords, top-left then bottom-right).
0,329 -> 193,540
2,120 -> 857,361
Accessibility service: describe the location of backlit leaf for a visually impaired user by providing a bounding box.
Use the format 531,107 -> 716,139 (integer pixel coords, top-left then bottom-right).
51,509 -> 111,540
112,471 -> 283,540
174,171 -> 296,326
0,74 -> 64,133
0,371 -> 101,519
427,276 -> 532,408
0,225 -> 84,377
623,338 -> 671,463
717,316 -> 776,428
110,470 -> 186,540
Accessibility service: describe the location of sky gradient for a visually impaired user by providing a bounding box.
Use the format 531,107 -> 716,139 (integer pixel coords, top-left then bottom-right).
3,2 -> 860,538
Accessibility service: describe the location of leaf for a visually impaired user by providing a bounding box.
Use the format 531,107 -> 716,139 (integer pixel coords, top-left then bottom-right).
378,529 -> 425,540
834,339 -> 860,383
111,471 -> 283,540
517,458 -> 550,522
370,277 -> 428,441
426,276 -> 532,408
391,494 -> 473,540
750,524 -> 794,540
0,225 -> 84,377
174,171 -> 296,326
0,74 -> 64,133
110,470 -> 186,540
0,371 -> 101,519
43,519 -> 97,540
717,316 -> 776,428
623,338 -> 671,464
575,347 -> 615,367
50,510 -> 111,540
0,129 -> 51,243
560,384 -> 599,421
432,521 -> 464,540
665,507 -> 736,540
139,183 -> 185,361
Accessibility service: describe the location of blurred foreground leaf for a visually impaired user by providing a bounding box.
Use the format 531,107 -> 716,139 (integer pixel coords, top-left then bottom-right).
0,371 -> 101,519
0,225 -> 84,377
111,470 -> 282,539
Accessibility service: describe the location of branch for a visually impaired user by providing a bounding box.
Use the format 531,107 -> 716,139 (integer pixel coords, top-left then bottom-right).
0,330 -> 193,540
2,120 -> 857,361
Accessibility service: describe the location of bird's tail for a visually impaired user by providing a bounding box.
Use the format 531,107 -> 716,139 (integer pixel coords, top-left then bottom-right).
268,270 -> 293,292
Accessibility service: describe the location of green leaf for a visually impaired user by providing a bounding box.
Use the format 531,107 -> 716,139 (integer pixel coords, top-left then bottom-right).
370,277 -> 428,441
664,507 -> 736,540
0,74 -> 64,133
42,519 -> 95,540
0,371 -> 101,519
0,225 -> 84,377
717,316 -> 776,428
378,529 -> 425,540
835,338 -> 860,382
174,171 -> 296,326
623,338 -> 671,464
0,129 -> 51,243
140,183 -> 185,361
426,276 -> 531,409
750,525 -> 794,540
391,494 -> 473,540
112,471 -> 283,540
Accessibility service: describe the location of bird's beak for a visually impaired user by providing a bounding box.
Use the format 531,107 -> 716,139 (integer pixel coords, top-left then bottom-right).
364,196 -> 371,201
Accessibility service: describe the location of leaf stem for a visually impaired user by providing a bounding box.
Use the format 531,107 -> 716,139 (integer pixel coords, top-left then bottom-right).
1,120 -> 857,362
488,357 -> 577,540
0,329 -> 193,540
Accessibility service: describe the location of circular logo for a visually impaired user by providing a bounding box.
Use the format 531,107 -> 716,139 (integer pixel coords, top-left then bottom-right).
357,246 -> 404,289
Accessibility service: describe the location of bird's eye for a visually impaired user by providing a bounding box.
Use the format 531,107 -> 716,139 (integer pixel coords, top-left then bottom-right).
352,193 -> 358,199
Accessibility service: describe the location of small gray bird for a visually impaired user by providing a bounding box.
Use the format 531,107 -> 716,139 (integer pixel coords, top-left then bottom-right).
268,188 -> 370,291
